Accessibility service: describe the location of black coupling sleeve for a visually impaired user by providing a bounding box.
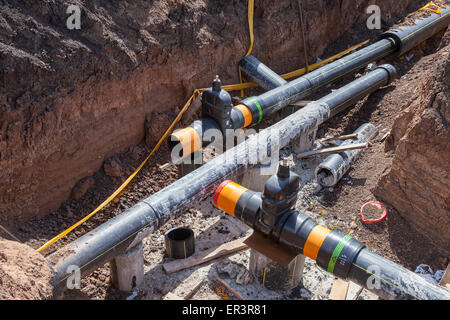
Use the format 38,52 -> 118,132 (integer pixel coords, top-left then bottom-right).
164,227 -> 195,259
234,190 -> 262,229
239,97 -> 263,126
315,230 -> 365,279
380,7 -> 450,56
230,107 -> 246,129
277,211 -> 317,251
376,64 -> 398,84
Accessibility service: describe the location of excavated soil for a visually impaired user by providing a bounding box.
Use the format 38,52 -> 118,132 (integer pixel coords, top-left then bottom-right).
0,239 -> 54,300
1,0 -> 449,300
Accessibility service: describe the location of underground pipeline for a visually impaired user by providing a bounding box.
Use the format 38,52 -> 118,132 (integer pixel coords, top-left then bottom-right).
50,66 -> 397,291
169,61 -> 394,160
239,55 -> 288,90
168,8 -> 449,159
316,123 -> 379,187
231,7 -> 450,129
213,181 -> 450,300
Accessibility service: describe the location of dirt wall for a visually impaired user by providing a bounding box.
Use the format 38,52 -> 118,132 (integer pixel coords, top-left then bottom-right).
0,0 -> 422,223
375,33 -> 450,254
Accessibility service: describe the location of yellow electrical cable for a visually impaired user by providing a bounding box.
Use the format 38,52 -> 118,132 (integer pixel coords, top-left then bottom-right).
418,2 -> 441,15
218,39 -> 369,93
245,0 -> 255,57
37,40 -> 369,253
407,1 -> 441,17
239,0 -> 255,97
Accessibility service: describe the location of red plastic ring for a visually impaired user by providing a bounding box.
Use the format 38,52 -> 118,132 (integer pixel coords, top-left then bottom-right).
213,180 -> 232,207
360,201 -> 387,224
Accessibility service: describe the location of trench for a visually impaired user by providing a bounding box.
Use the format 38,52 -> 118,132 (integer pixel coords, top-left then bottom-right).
1,0 -> 449,300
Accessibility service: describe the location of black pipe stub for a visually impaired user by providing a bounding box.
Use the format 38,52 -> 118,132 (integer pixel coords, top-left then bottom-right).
164,226 -> 195,259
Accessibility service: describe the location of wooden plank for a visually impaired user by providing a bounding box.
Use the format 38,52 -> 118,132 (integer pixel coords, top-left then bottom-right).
214,275 -> 245,300
163,238 -> 248,274
329,278 -> 350,300
296,143 -> 368,159
244,231 -> 296,265
173,275 -> 205,300
351,286 -> 364,300
183,278 -> 204,300
439,264 -> 450,289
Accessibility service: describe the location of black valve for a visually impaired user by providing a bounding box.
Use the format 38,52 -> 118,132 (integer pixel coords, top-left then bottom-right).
260,163 -> 300,228
201,75 -> 233,132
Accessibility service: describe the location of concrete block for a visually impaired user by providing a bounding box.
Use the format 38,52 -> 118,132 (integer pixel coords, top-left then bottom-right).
249,249 -> 305,292
110,242 -> 144,291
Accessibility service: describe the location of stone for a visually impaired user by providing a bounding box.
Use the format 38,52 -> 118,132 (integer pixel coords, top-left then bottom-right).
236,269 -> 253,285
216,260 -> 242,279
71,176 -> 95,200
103,157 -> 123,177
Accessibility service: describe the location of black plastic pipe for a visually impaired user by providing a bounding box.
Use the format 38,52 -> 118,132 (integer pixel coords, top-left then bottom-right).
278,212 -> 450,300
50,65 -> 396,292
230,7 -> 450,128
316,64 -> 397,116
216,183 -> 450,300
231,38 -> 396,128
168,8 -> 449,159
240,55 -> 288,90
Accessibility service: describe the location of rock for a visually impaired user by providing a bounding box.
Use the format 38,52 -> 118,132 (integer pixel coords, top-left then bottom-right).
103,157 -> 123,177
350,221 -> 358,229
66,206 -> 73,218
145,112 -> 172,148
313,182 -> 323,194
374,43 -> 450,254
71,176 -> 95,200
216,260 -> 242,279
236,269 -> 253,285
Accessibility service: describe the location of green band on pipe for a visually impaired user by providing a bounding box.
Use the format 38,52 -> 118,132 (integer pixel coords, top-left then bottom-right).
327,234 -> 352,274
248,97 -> 263,123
